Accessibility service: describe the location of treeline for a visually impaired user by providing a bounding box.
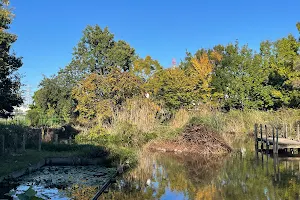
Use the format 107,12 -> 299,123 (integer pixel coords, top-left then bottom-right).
0,0 -> 23,118
28,23 -> 300,126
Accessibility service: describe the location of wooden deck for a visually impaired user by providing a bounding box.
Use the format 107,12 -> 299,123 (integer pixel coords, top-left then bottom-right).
254,123 -> 300,155
259,137 -> 300,149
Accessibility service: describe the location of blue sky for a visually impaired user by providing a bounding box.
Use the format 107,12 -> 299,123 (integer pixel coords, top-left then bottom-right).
9,0 -> 300,92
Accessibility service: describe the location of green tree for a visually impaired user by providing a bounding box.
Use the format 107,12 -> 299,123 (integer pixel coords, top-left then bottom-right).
0,0 -> 23,118
31,25 -> 136,122
32,73 -> 75,123
133,55 -> 162,80
146,67 -> 196,110
212,42 -> 274,110
73,25 -> 135,75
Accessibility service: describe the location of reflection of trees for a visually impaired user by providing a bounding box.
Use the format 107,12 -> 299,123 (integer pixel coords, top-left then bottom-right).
65,151 -> 300,199
216,153 -> 300,200
99,152 -> 224,200
159,153 -> 225,185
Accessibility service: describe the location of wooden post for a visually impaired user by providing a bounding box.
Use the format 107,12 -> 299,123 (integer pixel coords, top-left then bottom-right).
255,124 -> 258,151
260,124 -> 263,150
297,124 -> 300,154
297,124 -> 300,141
38,132 -> 42,152
285,124 -> 288,139
0,135 -> 4,156
289,123 -> 292,139
22,132 -> 26,152
265,125 -> 269,154
272,127 -> 275,153
41,127 -> 45,141
275,127 -> 279,154
54,134 -> 58,145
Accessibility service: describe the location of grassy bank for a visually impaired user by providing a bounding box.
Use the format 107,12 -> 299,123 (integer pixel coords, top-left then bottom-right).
74,105 -> 300,157
1,107 -> 299,177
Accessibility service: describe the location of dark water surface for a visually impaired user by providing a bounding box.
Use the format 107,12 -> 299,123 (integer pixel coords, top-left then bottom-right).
3,145 -> 300,199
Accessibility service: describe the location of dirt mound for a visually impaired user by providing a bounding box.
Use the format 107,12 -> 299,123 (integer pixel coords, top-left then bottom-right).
149,125 -> 232,155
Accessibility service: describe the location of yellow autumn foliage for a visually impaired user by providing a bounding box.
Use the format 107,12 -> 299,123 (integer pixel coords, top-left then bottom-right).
195,185 -> 217,200
191,51 -> 222,102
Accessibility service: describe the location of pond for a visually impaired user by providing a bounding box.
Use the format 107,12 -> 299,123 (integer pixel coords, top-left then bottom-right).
98,150 -> 300,199
0,166 -> 116,200
3,142 -> 300,199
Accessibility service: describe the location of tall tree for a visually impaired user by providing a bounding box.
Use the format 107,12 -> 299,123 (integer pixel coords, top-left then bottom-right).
0,0 -> 23,117
72,25 -> 135,75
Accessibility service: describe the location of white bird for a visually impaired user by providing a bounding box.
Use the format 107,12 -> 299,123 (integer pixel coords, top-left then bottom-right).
146,179 -> 151,186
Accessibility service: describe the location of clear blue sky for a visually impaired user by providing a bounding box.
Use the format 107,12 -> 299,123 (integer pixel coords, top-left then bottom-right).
9,0 -> 300,91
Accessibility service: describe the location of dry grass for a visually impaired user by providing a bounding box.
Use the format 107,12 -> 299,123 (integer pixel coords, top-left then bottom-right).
187,107 -> 300,147
169,108 -> 190,129
112,98 -> 161,132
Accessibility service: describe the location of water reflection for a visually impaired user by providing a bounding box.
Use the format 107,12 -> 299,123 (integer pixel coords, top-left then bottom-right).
99,150 -> 300,200
100,153 -> 226,200
4,148 -> 300,199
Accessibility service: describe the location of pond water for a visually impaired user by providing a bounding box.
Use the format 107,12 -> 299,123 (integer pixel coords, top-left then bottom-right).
1,166 -> 116,200
99,149 -> 300,199
3,141 -> 300,199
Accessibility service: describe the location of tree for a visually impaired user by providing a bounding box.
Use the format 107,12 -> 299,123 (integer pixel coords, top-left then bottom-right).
32,72 -> 76,123
32,25 -> 137,121
190,51 -> 222,103
0,0 -> 23,117
133,55 -> 162,80
146,67 -> 196,110
72,69 -> 143,125
73,25 -> 135,75
211,43 -> 274,110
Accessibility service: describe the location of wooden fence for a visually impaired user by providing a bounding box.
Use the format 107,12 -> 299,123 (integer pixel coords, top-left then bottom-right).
0,130 -> 73,156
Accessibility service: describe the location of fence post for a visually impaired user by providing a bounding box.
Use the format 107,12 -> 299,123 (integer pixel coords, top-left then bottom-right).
22,132 -> 26,152
255,124 -> 258,151
41,127 -> 45,141
276,127 -> 279,154
0,135 -> 4,155
285,124 -> 288,139
272,127 -> 275,153
265,125 -> 269,154
260,124 -> 263,150
297,124 -> 300,154
297,124 -> 300,141
38,132 -> 42,152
